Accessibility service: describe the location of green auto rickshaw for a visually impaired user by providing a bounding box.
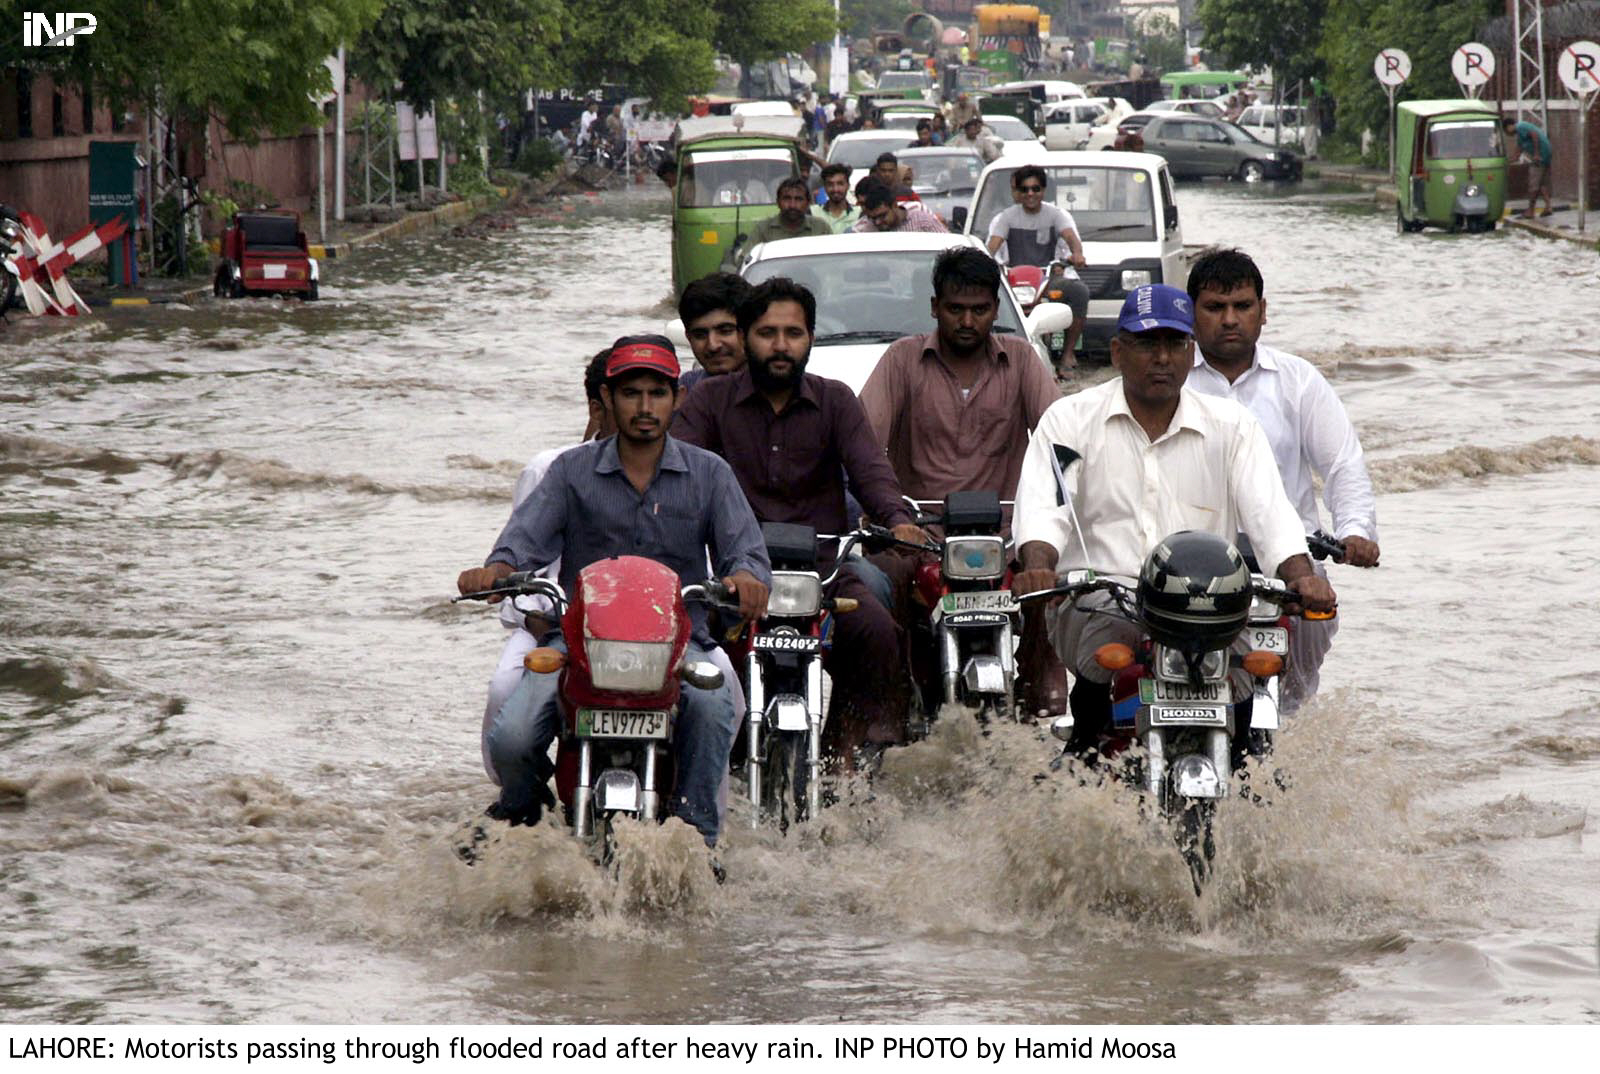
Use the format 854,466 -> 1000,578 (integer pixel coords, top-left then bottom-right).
1395,100 -> 1507,234
671,115 -> 807,296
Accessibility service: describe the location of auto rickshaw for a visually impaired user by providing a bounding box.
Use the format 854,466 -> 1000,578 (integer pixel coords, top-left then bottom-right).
670,115 -> 807,296
1394,100 -> 1507,234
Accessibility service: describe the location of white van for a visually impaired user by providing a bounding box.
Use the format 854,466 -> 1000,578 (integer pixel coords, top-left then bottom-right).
1236,104 -> 1315,149
958,151 -> 1187,354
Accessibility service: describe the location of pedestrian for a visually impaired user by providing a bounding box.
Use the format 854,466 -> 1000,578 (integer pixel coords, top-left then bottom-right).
1502,115 -> 1553,218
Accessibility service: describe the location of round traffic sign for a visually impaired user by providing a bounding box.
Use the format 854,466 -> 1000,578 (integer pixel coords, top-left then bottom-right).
1374,48 -> 1411,87
1557,40 -> 1600,94
1452,42 -> 1495,87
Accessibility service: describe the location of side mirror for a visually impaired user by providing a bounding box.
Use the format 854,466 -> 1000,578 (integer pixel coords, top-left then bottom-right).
664,317 -> 689,350
950,205 -> 968,231
1025,300 -> 1074,338
680,660 -> 725,691
1164,203 -> 1179,231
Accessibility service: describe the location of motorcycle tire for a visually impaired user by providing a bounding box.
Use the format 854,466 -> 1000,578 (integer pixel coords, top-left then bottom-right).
761,729 -> 808,833
1175,799 -> 1216,897
1,272 -> 17,313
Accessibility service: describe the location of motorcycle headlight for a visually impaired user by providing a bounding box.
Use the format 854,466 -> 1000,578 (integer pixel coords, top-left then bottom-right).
585,639 -> 673,692
1120,269 -> 1152,290
943,536 -> 1006,581
1155,644 -> 1228,682
768,571 -> 822,618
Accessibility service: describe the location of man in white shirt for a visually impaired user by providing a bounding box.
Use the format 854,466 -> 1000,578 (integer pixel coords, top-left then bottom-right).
986,164 -> 1091,370
1184,247 -> 1379,713
1011,284 -> 1336,755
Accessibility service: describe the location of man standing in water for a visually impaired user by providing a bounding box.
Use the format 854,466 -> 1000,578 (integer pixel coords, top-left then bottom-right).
1184,247 -> 1379,713
1011,284 -> 1336,757
457,336 -> 770,845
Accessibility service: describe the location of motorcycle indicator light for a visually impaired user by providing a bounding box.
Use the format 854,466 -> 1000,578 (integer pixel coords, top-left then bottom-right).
1094,643 -> 1135,670
1241,650 -> 1283,677
523,647 -> 567,674
832,597 -> 859,614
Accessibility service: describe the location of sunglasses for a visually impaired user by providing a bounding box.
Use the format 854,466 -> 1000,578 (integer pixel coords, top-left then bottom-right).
1018,184 -> 1044,193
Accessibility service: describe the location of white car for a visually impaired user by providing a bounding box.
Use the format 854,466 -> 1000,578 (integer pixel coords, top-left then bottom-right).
1144,99 -> 1226,120
1043,99 -> 1112,150
1236,104 -> 1315,149
668,233 -> 1073,394
824,129 -> 920,188
961,151 -> 1187,354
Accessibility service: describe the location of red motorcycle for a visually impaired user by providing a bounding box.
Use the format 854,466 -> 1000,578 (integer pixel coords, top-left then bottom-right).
458,555 -> 726,858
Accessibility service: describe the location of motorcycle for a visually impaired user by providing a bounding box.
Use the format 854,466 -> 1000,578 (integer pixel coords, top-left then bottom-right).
456,555 -> 727,862
904,491 -> 1021,729
739,522 -> 865,831
1,205 -> 24,314
1018,532 -> 1335,894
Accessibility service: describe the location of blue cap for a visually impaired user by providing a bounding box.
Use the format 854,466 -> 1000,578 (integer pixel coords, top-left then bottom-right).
1117,283 -> 1194,335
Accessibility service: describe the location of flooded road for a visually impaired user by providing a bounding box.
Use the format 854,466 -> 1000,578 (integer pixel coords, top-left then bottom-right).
2,179 -> 1597,1023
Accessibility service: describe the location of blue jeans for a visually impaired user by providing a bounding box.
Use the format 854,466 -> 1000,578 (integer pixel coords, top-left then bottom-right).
486,639 -> 736,846
845,556 -> 895,612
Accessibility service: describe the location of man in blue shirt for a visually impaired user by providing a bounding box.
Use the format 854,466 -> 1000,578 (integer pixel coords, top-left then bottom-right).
456,335 -> 771,844
1502,115 -> 1552,218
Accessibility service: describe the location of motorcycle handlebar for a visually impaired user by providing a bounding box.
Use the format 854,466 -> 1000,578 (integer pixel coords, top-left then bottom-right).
1308,530 -> 1347,563
682,581 -> 743,613
452,572 -> 567,605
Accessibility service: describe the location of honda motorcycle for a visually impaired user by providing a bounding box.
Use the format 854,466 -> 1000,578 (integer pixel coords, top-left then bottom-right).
456,555 -> 727,862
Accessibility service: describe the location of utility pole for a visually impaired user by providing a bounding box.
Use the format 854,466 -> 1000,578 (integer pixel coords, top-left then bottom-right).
1512,0 -> 1549,131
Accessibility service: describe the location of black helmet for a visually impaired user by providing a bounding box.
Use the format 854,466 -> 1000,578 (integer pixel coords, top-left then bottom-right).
1136,531 -> 1252,652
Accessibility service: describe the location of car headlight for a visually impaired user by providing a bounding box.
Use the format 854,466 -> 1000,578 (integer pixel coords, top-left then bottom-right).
943,536 -> 1006,581
586,639 -> 673,692
768,571 -> 822,618
1155,644 -> 1228,682
1121,269 -> 1152,290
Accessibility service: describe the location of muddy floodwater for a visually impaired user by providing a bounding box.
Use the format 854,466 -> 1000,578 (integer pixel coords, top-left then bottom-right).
2,180 -> 1597,1023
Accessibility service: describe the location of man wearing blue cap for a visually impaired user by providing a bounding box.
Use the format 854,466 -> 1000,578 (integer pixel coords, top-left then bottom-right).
1008,284 -> 1336,757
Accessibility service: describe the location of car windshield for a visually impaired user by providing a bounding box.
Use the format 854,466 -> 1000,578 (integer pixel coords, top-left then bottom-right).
745,249 -> 1025,341
678,149 -> 796,208
970,165 -> 1157,241
902,152 -> 983,193
882,112 -> 937,130
878,72 -> 928,89
826,136 -> 917,168
1426,119 -> 1501,160
985,116 -> 1035,141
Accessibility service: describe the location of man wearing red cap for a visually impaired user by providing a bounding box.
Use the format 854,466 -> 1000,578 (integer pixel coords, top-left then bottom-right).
456,335 -> 770,845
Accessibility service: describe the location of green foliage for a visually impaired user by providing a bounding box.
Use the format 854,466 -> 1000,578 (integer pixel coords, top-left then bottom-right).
711,0 -> 838,66
29,0 -> 384,136
351,0 -> 569,112
1319,0 -> 1496,148
515,139 -> 564,177
840,0 -> 916,39
1195,0 -> 1328,85
1134,14 -> 1185,74
557,0 -> 719,112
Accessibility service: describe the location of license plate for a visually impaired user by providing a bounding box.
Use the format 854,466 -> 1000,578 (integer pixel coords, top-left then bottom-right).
1140,678 -> 1225,704
1149,704 -> 1228,727
576,708 -> 671,739
262,264 -> 287,280
752,633 -> 821,653
941,591 -> 1017,614
1246,625 -> 1288,655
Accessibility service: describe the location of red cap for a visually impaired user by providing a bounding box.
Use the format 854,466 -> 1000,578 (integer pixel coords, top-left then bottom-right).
605,338 -> 680,380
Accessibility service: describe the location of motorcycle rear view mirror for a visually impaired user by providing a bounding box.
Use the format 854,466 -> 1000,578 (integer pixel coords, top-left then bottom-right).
680,660 -> 725,691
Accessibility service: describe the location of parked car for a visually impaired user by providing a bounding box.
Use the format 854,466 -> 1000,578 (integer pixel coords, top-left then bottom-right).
1236,104 -> 1315,149
670,233 -> 1072,394
959,151 -> 1187,355
895,147 -> 985,226
1138,115 -> 1302,182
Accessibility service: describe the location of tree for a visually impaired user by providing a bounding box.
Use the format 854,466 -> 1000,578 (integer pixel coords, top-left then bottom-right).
840,0 -> 916,40
1133,14 -> 1186,74
1195,0 -> 1328,86
1319,0 -> 1496,155
557,0 -> 719,111
351,0 -> 569,113
711,0 -> 838,97
16,0 -> 383,135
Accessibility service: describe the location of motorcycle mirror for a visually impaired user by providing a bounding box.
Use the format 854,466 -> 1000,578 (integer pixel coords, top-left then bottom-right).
1048,714 -> 1075,742
680,660 -> 725,691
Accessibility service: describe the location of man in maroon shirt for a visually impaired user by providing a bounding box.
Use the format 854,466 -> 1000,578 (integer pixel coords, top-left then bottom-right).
673,277 -> 929,764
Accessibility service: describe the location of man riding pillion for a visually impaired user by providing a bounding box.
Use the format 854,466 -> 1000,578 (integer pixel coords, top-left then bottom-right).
673,279 -> 929,763
457,336 -> 771,845
749,177 -> 832,247
986,164 -> 1091,371
1011,284 -> 1337,759
811,163 -> 860,234
1184,247 -> 1379,714
678,272 -> 751,394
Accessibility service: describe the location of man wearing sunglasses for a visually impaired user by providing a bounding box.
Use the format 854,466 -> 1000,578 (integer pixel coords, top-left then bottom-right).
985,165 -> 1091,370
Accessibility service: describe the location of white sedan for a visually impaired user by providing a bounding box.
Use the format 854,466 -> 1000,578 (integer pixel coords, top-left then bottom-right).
669,232 -> 1073,394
